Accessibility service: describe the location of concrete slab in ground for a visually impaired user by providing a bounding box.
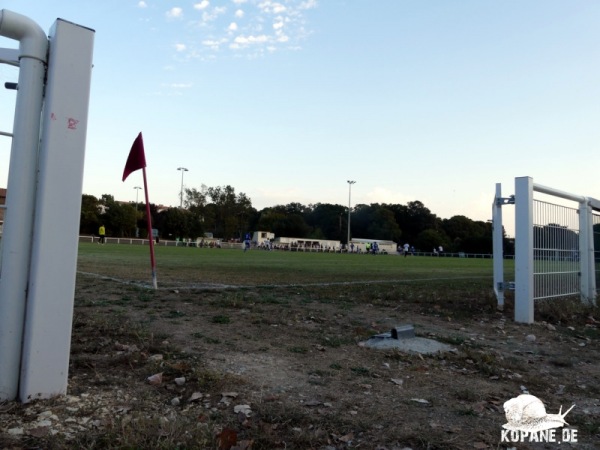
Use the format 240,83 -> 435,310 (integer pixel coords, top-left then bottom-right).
359,336 -> 455,355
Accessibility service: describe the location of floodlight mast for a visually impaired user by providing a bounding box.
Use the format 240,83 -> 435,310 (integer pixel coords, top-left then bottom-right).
134,186 -> 142,237
177,167 -> 188,208
134,186 -> 141,211
347,180 -> 356,248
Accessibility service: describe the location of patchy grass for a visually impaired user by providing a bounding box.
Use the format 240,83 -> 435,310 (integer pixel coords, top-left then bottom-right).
76,242 -> 500,287
211,314 -> 231,324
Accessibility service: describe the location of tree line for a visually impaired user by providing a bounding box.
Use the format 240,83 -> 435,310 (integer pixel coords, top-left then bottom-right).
80,184 -> 511,254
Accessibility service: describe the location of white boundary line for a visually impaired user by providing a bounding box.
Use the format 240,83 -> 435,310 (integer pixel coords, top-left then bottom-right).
77,270 -> 492,291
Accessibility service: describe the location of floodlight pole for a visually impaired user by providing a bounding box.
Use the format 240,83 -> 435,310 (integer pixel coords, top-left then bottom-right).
347,180 -> 356,247
134,186 -> 141,211
134,186 -> 141,238
177,167 -> 188,208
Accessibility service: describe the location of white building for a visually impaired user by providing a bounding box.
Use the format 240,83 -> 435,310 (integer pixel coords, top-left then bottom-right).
252,231 -> 275,245
350,238 -> 398,254
251,230 -> 396,253
273,236 -> 341,251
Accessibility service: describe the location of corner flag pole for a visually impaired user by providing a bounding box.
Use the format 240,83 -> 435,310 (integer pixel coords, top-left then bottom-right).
142,167 -> 157,289
123,132 -> 157,289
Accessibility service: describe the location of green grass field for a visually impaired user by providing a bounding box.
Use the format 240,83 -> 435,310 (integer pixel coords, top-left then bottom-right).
77,243 -> 512,288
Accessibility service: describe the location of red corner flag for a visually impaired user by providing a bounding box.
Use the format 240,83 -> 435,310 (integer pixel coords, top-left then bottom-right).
123,132 -> 158,289
122,132 -> 146,182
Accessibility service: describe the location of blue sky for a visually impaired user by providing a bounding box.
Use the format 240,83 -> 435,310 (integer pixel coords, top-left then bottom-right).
1,1 -> 599,236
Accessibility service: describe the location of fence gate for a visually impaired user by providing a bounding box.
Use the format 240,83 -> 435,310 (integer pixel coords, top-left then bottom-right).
493,176 -> 599,323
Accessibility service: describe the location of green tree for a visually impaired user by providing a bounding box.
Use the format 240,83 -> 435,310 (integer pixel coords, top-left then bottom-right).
155,207 -> 196,240
98,194 -> 137,237
184,186 -> 208,212
256,205 -> 310,237
205,185 -> 253,240
305,203 -> 347,241
80,194 -> 100,235
388,201 -> 438,243
82,188 -> 500,252
351,204 -> 402,243
182,186 -> 208,238
415,228 -> 451,253
370,205 -> 402,242
441,215 -> 492,253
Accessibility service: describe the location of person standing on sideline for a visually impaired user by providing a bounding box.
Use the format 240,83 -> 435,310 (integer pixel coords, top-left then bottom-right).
98,224 -> 106,244
403,242 -> 410,257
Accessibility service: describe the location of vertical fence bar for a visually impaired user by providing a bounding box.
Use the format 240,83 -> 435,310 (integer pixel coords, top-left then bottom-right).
515,177 -> 534,323
579,201 -> 594,304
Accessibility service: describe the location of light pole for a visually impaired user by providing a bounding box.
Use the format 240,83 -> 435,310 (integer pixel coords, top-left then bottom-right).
134,186 -> 142,211
134,186 -> 142,238
347,180 -> 356,247
177,167 -> 188,208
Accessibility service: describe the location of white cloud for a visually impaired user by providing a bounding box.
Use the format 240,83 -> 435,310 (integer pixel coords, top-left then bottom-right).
138,1 -> 147,8
233,34 -> 269,45
193,1 -> 210,10
166,7 -> 183,19
168,83 -> 193,89
258,1 -> 287,14
202,37 -> 229,50
174,43 -> 186,52
201,6 -> 227,23
272,3 -> 287,14
179,0 -> 317,58
275,31 -> 289,42
299,0 -> 317,10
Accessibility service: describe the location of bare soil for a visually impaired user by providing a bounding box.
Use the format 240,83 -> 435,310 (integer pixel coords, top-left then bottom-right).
1,274 -> 599,449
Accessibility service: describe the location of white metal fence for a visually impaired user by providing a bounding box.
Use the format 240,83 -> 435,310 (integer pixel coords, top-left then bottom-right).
493,177 -> 599,323
532,200 -> 581,300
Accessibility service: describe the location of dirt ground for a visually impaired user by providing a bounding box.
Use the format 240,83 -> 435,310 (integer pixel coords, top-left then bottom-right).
1,273 -> 600,449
